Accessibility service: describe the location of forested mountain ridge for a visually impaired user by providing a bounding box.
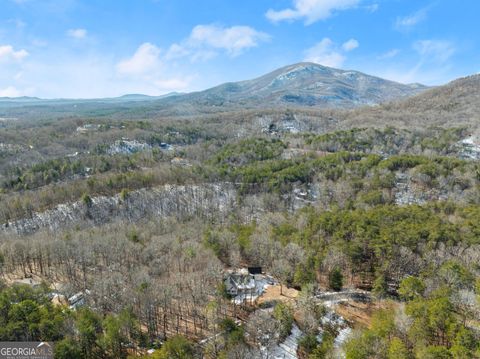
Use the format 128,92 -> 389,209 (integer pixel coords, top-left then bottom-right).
339,73 -> 480,130
158,62 -> 428,109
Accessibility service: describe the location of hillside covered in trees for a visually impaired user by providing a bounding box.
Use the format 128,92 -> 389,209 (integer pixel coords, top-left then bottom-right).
0,71 -> 479,359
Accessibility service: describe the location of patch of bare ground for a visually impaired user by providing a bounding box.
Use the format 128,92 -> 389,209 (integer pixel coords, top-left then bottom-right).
257,285 -> 299,305
335,299 -> 398,328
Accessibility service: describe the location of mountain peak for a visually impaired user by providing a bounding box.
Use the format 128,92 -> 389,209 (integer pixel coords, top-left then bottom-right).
273,62 -> 336,78
184,62 -> 428,109
281,61 -> 332,70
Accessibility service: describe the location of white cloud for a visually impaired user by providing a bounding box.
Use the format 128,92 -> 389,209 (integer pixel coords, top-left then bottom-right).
0,86 -> 22,97
377,49 -> 399,60
165,43 -> 189,60
395,8 -> 428,31
67,28 -> 87,39
0,45 -> 29,61
116,42 -> 162,75
304,38 -> 345,67
189,24 -> 269,56
304,38 -> 358,68
342,38 -> 359,52
413,40 -> 455,63
266,0 -> 361,25
167,24 -> 270,60
115,43 -> 191,94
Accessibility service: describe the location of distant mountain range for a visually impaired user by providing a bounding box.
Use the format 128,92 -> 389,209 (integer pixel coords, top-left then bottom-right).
161,62 -> 428,109
0,92 -> 180,105
0,63 -> 427,112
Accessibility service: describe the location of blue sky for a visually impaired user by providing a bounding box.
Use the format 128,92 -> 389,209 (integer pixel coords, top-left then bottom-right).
0,0 -> 479,98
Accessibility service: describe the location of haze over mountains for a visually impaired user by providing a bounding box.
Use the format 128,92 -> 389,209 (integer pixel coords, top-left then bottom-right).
0,92 -> 179,106
0,62 -> 427,112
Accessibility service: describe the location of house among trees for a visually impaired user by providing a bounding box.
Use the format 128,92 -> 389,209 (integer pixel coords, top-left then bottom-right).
225,268 -> 256,297
225,268 -> 272,304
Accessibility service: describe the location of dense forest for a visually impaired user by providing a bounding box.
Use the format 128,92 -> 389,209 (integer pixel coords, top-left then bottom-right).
0,97 -> 479,358
1,0 -> 479,353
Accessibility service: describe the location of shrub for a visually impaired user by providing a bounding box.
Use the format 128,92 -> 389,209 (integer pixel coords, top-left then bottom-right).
328,268 -> 343,291
81,193 -> 93,207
